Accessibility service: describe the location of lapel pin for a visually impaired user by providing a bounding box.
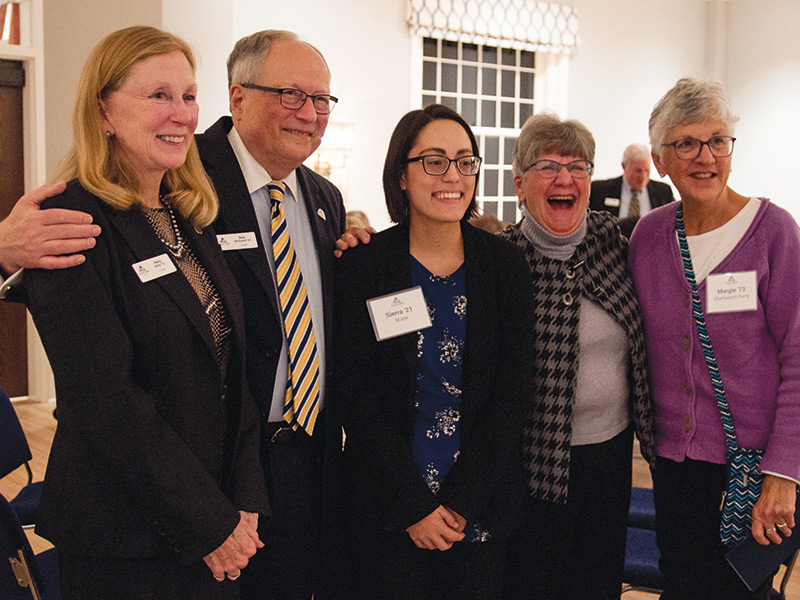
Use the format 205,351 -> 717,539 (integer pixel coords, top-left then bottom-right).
317,208 -> 326,221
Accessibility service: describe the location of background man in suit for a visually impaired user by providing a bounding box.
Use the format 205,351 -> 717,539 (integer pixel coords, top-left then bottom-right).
589,143 -> 675,237
0,29 -> 364,600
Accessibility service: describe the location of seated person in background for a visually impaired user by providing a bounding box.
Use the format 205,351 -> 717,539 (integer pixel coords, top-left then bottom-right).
589,143 -> 674,238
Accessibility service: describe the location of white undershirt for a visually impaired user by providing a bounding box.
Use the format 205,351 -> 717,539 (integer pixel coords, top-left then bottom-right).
685,197 -> 760,282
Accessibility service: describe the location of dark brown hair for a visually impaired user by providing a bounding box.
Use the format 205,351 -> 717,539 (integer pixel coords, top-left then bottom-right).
382,104 -> 480,224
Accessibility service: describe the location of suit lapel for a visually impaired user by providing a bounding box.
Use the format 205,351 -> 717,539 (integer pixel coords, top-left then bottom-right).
461,224 -> 493,421
108,207 -> 218,359
373,226 -> 418,391
198,118 -> 281,322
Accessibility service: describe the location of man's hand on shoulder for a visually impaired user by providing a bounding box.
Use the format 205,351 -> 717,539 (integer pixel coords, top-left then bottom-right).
0,181 -> 101,276
334,226 -> 374,258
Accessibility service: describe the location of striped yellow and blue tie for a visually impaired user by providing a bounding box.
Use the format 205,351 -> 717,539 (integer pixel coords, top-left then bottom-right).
268,181 -> 320,434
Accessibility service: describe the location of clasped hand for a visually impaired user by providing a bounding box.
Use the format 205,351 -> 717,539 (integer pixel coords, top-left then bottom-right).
203,511 -> 262,581
405,505 -> 467,551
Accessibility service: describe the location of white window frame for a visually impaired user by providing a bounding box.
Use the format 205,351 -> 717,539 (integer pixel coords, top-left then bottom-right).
410,36 -> 570,224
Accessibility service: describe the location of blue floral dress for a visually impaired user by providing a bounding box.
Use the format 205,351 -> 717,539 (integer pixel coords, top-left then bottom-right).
410,256 -> 489,543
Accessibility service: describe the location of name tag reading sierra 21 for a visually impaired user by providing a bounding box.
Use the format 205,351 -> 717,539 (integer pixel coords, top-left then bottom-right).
366,286 -> 432,342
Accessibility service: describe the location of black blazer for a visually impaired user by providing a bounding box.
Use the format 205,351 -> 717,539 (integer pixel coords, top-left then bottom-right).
333,223 -> 537,540
20,181 -> 268,564
589,175 -> 674,217
195,116 -> 346,512
589,176 -> 675,238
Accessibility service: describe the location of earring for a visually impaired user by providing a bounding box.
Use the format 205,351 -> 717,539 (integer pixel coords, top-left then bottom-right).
105,131 -> 113,139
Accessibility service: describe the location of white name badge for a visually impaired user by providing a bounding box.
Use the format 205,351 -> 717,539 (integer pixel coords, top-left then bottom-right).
132,254 -> 177,283
604,197 -> 621,207
366,286 -> 432,342
707,271 -> 758,314
216,232 -> 258,251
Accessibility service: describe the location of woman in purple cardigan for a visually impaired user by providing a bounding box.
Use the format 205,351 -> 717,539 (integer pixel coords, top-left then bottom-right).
628,78 -> 800,599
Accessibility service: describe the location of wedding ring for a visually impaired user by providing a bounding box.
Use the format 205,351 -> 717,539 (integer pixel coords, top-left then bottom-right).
777,522 -> 788,528
228,573 -> 241,581
213,574 -> 225,582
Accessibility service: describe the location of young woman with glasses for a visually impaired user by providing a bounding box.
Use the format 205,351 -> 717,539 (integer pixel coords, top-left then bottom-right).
332,104 -> 536,599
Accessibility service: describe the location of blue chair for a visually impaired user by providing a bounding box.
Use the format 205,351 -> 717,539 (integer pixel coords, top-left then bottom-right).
0,388 -> 43,528
622,487 -> 664,595
0,491 -> 59,599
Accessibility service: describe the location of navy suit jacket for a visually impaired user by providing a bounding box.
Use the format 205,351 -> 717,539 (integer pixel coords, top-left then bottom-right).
195,116 -> 346,506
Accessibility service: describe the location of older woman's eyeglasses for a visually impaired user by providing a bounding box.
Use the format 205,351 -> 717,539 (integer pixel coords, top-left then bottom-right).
240,84 -> 338,114
406,155 -> 482,176
662,136 -> 736,160
526,159 -> 593,179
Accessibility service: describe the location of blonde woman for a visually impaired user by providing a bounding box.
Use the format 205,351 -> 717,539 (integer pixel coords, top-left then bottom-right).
17,26 -> 267,599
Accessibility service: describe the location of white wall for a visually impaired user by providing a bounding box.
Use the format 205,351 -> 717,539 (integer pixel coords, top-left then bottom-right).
43,0 -> 162,178
39,0 -> 800,225
725,0 -> 800,219
566,0 -> 707,183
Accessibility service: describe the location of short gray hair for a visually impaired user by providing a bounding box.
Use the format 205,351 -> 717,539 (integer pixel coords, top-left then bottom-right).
226,30 -> 329,89
622,143 -> 650,165
649,78 -> 739,160
512,111 -> 595,177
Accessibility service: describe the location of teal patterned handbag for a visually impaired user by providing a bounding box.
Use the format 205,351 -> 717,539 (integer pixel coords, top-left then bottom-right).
676,206 -> 763,547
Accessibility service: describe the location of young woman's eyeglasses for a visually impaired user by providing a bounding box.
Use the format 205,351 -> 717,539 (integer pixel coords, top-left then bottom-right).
405,155 -> 482,176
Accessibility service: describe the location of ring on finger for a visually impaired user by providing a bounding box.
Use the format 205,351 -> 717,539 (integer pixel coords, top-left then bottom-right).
213,574 -> 225,582
777,522 -> 788,528
228,573 -> 241,581
767,527 -> 776,534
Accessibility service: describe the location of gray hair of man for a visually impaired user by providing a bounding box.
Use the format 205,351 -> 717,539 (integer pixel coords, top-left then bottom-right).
226,29 -> 330,90
622,143 -> 650,165
648,78 -> 739,161
512,111 -> 596,178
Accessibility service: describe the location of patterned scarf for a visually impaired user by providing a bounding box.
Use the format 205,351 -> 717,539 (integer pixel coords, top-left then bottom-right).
500,209 -> 653,504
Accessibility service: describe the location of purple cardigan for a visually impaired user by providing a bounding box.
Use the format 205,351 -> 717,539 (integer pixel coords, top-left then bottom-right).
628,198 -> 800,481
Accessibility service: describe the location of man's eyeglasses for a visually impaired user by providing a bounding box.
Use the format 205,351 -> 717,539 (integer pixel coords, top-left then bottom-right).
662,136 -> 736,160
406,155 -> 482,176
526,159 -> 593,179
240,84 -> 338,115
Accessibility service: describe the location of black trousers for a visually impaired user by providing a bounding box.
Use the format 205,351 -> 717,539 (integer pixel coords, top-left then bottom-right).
652,456 -> 772,600
58,554 -> 239,600
350,529 -> 507,600
239,416 -> 326,600
503,426 -> 633,600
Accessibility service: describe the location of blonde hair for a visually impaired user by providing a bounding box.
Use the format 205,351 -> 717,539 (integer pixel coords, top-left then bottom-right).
57,25 -> 218,227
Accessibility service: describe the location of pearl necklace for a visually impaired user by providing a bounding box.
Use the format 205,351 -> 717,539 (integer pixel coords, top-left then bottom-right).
146,198 -> 185,256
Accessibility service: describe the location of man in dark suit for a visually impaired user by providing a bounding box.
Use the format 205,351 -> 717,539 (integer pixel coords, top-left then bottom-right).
194,31 -> 353,600
1,29 -> 360,600
589,143 -> 675,237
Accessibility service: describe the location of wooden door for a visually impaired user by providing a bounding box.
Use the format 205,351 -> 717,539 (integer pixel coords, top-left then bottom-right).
0,59 -> 27,396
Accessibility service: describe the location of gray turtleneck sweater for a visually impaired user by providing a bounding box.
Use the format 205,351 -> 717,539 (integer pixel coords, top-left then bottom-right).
520,206 -> 630,446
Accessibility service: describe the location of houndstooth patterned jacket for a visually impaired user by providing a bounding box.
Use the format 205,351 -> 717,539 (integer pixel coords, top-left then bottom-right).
500,210 -> 654,504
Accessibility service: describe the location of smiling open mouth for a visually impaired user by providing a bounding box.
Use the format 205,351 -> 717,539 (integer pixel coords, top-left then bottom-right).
158,135 -> 185,143
548,195 -> 576,208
